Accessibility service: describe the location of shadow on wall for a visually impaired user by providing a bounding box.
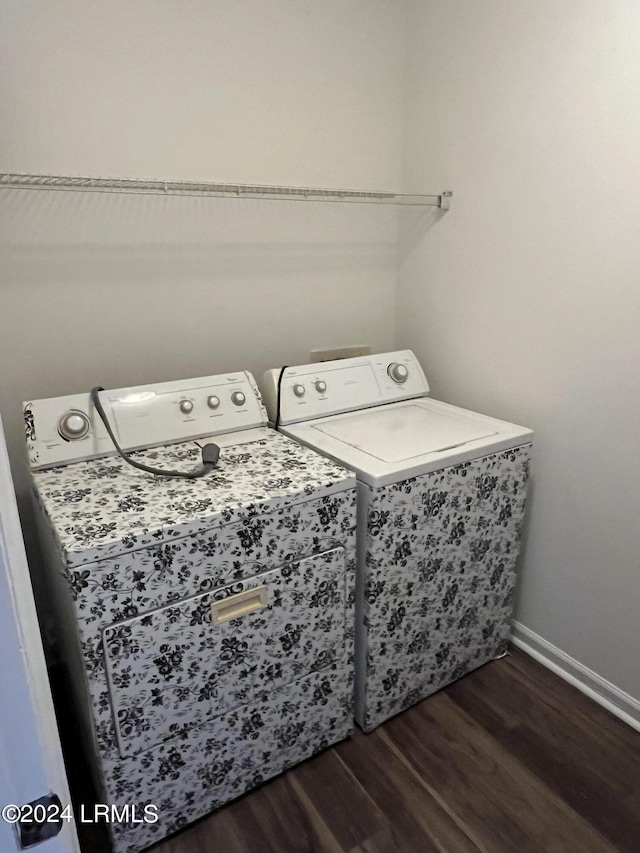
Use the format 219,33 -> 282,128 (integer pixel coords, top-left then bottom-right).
398,206 -> 449,260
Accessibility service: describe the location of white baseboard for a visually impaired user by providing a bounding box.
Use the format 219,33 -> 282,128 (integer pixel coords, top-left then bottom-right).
510,621 -> 640,733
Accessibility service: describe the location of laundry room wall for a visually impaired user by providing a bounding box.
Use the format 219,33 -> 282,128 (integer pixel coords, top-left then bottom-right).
399,0 -> 640,716
0,0 -> 405,497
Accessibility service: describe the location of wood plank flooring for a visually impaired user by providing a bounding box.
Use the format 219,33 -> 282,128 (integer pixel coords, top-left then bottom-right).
74,648 -> 640,852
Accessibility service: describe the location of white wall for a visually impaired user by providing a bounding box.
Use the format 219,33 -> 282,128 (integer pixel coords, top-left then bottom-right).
0,0 -> 403,188
400,1 -> 640,701
0,1 -> 405,499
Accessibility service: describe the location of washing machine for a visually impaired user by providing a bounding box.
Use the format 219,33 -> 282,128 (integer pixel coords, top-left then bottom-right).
24,370 -> 356,853
261,350 -> 533,732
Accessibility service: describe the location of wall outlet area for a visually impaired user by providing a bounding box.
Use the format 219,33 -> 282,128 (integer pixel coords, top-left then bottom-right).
310,345 -> 372,363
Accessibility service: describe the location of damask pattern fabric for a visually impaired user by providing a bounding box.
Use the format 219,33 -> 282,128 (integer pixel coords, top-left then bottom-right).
31,432 -> 356,853
103,547 -> 348,756
357,444 -> 531,731
32,430 -> 354,565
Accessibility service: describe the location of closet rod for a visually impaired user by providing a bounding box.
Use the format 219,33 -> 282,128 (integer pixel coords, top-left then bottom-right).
0,173 -> 452,209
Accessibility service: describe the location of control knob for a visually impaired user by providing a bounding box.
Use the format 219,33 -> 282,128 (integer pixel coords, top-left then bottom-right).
231,391 -> 246,407
314,380 -> 327,394
387,362 -> 409,383
293,384 -> 306,398
207,395 -> 220,409
58,410 -> 91,441
179,400 -> 194,414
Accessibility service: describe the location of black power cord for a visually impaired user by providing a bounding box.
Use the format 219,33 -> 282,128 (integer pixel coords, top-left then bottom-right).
90,387 -> 220,479
274,366 -> 288,428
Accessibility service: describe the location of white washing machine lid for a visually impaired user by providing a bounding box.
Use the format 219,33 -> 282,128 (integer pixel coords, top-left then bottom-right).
281,397 -> 533,488
311,404 -> 497,463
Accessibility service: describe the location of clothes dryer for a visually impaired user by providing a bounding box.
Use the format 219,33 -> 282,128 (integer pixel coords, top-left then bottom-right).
262,351 -> 533,732
25,370 -> 355,853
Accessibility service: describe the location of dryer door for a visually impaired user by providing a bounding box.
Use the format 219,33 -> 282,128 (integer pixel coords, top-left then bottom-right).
103,546 -> 347,756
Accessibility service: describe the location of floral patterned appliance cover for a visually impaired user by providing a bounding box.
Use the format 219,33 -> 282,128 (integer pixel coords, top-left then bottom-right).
263,350 -> 534,731
24,371 -> 356,853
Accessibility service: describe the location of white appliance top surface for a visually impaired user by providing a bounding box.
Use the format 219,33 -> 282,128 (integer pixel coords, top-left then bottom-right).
312,404 -> 497,463
283,398 -> 533,487
31,428 -> 354,567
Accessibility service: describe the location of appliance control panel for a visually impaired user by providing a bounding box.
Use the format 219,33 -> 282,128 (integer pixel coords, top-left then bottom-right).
25,372 -> 267,470
261,350 -> 429,426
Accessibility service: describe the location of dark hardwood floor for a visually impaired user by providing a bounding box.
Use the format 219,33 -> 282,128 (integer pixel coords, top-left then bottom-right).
76,648 -> 640,852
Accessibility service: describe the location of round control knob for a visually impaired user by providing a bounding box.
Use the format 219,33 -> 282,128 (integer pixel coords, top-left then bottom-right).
293,384 -> 306,398
207,395 -> 220,410
231,391 -> 246,407
314,380 -> 327,394
179,399 -> 194,414
58,410 -> 90,441
387,362 -> 409,383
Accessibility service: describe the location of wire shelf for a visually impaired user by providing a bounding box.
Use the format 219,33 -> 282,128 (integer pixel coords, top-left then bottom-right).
0,173 -> 452,209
